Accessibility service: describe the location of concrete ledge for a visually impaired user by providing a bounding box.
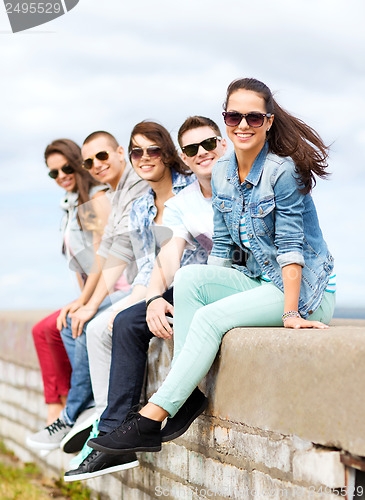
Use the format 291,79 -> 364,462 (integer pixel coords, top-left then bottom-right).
0,311 -> 364,499
213,319 -> 365,457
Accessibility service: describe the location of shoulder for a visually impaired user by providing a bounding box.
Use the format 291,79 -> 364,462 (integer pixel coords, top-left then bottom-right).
165,179 -> 200,209
131,189 -> 153,210
263,153 -> 303,194
122,163 -> 146,189
89,184 -> 109,199
171,170 -> 196,191
265,152 -> 295,171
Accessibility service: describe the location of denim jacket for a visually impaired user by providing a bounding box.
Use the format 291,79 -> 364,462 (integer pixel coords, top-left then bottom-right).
208,143 -> 334,318
129,169 -> 196,288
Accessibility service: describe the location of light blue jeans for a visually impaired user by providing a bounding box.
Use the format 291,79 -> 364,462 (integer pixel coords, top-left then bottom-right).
60,289 -> 130,425
150,265 -> 335,417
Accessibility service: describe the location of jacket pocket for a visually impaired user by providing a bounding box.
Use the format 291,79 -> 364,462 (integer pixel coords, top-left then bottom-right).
212,196 -> 234,213
250,197 -> 275,236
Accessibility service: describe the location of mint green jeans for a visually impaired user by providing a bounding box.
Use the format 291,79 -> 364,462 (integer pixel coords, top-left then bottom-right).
149,264 -> 336,417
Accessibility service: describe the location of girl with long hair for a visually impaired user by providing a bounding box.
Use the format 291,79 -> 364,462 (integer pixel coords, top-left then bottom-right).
30,139 -> 108,427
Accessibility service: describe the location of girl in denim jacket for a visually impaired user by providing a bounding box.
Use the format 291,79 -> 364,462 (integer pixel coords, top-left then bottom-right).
86,79 -> 336,455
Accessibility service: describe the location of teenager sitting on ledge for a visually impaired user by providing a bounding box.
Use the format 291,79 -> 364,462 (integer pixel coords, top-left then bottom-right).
87,77 -> 336,457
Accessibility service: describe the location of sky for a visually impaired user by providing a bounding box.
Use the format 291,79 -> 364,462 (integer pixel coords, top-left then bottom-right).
0,0 -> 364,310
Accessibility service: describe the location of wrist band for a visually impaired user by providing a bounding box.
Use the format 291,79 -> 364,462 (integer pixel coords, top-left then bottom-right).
146,295 -> 163,309
282,311 -> 301,322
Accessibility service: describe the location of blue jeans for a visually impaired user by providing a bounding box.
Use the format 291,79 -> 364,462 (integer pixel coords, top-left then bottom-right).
98,287 -> 174,433
60,290 -> 129,425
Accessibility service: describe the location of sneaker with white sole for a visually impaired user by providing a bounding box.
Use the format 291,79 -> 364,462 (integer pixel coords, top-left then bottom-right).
26,418 -> 72,451
64,449 -> 139,482
60,407 -> 98,454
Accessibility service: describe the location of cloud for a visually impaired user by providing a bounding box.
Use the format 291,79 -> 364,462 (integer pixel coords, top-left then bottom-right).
0,0 -> 364,309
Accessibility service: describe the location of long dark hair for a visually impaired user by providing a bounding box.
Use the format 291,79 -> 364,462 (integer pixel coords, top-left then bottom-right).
224,78 -> 329,194
128,121 -> 191,176
44,139 -> 101,207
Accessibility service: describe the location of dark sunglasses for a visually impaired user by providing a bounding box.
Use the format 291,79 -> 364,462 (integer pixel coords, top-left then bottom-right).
129,146 -> 162,161
83,150 -> 109,170
181,136 -> 221,157
48,164 -> 75,179
222,111 -> 272,128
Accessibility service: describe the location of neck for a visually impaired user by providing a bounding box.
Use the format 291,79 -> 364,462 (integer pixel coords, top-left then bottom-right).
151,170 -> 173,205
235,145 -> 262,183
195,175 -> 212,198
110,160 -> 126,190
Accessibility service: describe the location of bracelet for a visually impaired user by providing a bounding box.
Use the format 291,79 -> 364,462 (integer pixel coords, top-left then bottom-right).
146,295 -> 163,309
282,310 -> 301,322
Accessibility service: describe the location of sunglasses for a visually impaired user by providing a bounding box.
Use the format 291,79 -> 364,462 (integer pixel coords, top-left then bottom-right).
222,111 -> 272,128
48,164 -> 75,179
129,146 -> 162,161
83,150 -> 109,170
181,136 -> 221,157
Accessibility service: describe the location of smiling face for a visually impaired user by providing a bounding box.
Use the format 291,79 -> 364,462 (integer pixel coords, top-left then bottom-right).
225,89 -> 274,159
47,153 -> 76,192
130,134 -> 171,185
81,136 -> 125,190
180,126 -> 227,181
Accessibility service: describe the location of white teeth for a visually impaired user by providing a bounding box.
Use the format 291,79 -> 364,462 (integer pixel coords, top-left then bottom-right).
237,133 -> 252,138
199,158 -> 212,166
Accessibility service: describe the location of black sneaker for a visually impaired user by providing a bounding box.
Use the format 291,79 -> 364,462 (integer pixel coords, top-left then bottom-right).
88,411 -> 162,454
61,408 -> 97,454
64,449 -> 139,482
161,388 -> 208,442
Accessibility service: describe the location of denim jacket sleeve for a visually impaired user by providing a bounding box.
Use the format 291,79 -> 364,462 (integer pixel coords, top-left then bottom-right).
207,170 -> 236,268
274,160 -> 305,268
128,203 -> 155,288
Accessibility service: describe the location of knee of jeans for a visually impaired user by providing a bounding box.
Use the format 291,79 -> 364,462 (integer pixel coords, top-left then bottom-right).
60,325 -> 72,342
113,309 -> 128,334
174,265 -> 200,292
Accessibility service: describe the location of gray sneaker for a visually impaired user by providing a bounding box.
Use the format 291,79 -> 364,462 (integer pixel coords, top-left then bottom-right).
26,418 -> 72,451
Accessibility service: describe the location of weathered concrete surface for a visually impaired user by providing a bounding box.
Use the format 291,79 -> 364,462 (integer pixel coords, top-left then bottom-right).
0,310 -> 51,368
0,311 -> 363,499
213,319 -> 365,456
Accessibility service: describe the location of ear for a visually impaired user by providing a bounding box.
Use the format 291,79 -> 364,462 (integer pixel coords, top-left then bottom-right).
117,146 -> 125,162
180,151 -> 188,164
267,114 -> 274,132
220,138 -> 228,154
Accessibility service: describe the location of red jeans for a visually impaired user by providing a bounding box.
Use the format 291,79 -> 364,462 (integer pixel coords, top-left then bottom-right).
32,310 -> 72,404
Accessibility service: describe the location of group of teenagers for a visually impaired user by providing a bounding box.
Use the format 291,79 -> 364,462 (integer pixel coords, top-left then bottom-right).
26,78 -> 336,482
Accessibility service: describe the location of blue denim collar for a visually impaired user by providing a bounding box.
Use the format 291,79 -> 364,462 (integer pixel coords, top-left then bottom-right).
145,169 -> 193,213
227,142 -> 269,189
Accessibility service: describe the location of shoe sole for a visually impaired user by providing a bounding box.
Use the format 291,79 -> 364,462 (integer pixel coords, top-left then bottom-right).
63,459 -> 139,482
89,440 -> 161,455
62,425 -> 93,454
26,438 -> 65,451
60,411 -> 98,453
161,397 -> 209,442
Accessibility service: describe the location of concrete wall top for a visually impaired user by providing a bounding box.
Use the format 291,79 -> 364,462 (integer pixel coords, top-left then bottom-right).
213,319 -> 365,457
1,311 -> 364,458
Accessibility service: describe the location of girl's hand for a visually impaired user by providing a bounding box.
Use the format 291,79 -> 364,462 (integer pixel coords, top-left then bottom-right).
283,316 -> 329,329
57,299 -> 83,331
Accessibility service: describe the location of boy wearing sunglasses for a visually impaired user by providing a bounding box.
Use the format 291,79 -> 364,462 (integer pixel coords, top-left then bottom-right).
64,116 -> 227,481
28,131 -> 149,453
